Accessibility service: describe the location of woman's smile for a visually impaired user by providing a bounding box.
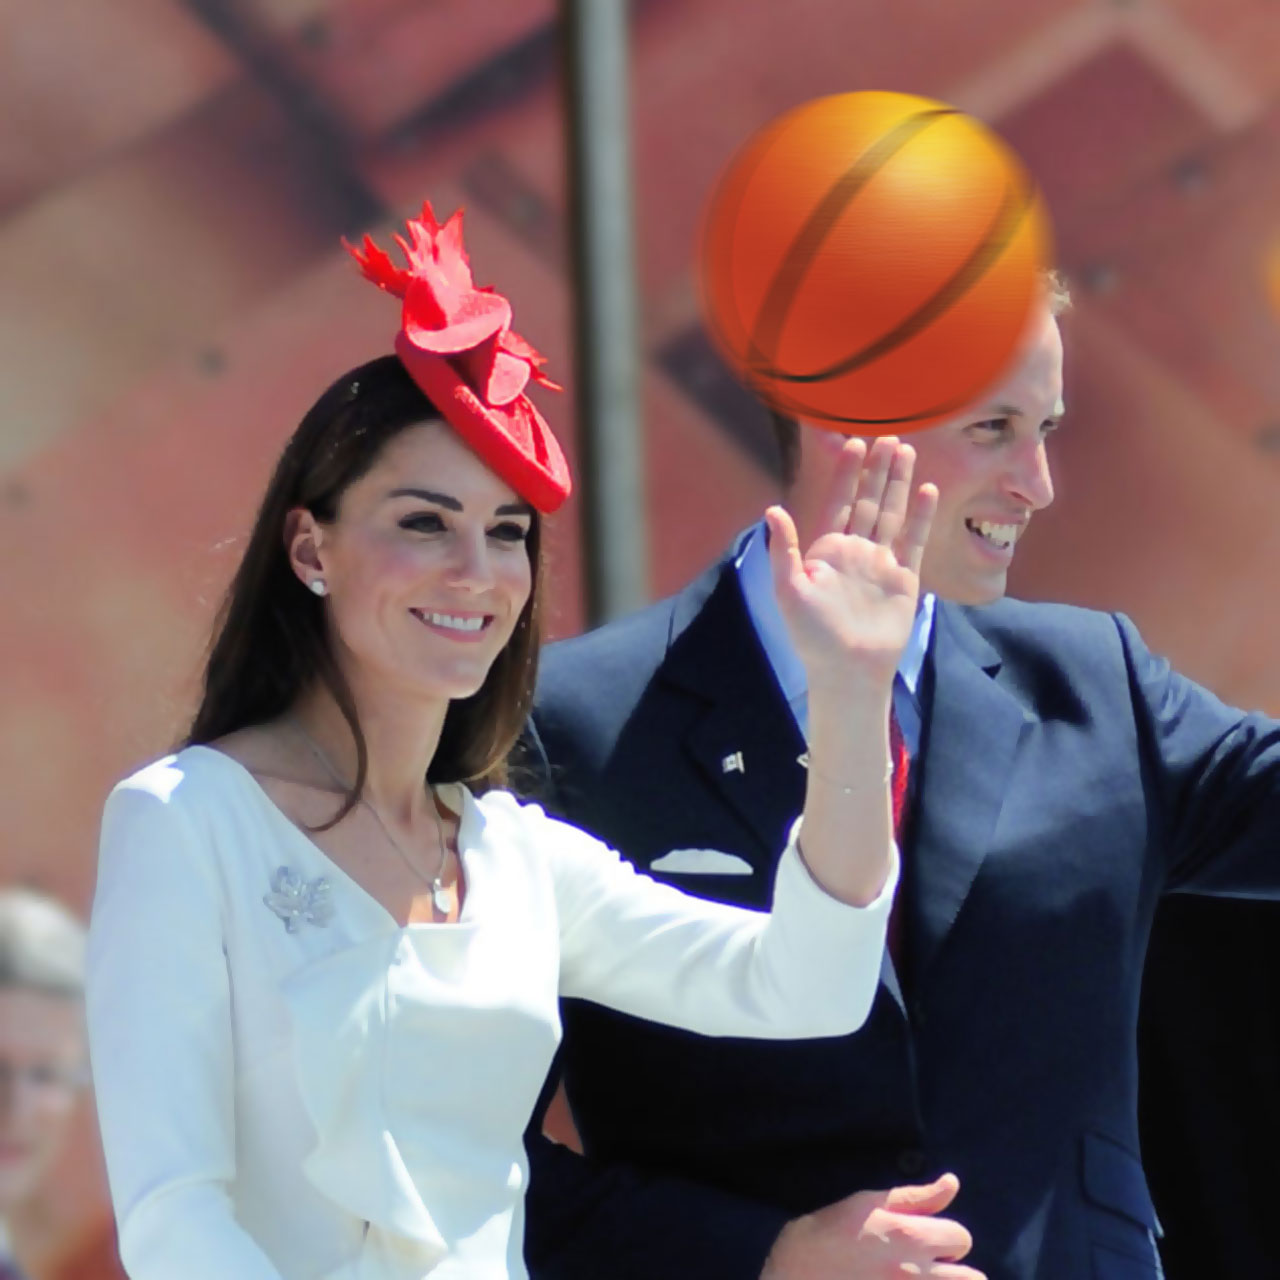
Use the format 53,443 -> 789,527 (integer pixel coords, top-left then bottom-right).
408,607 -> 495,643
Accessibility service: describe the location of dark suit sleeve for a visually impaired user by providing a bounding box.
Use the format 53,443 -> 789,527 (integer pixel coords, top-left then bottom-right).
524,1131 -> 788,1280
1126,614 -> 1280,1275
1120,612 -> 1280,892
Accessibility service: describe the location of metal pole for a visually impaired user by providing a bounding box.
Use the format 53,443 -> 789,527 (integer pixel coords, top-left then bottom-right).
560,0 -> 649,625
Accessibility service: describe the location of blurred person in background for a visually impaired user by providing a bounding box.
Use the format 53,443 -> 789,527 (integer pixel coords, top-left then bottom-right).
0,889 -> 123,1280
521,274 -> 1280,1280
83,207 -> 936,1280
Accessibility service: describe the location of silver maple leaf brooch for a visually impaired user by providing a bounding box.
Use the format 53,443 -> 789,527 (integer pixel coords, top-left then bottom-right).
263,866 -> 334,933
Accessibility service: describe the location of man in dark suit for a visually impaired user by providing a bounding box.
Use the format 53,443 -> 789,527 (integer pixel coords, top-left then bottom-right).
520,294 -> 1280,1279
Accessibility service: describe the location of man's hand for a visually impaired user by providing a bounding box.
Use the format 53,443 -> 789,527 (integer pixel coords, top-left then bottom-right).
760,1174 -> 985,1279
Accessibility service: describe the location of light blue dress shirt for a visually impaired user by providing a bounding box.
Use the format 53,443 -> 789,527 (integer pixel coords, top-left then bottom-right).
735,521 -> 934,755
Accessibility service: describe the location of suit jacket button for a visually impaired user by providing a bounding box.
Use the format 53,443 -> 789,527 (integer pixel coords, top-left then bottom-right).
897,1148 -> 926,1177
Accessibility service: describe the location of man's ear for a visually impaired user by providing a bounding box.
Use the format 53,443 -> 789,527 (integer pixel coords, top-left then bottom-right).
284,507 -> 325,586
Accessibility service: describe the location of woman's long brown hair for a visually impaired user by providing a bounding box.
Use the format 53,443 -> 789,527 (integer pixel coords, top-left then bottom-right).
186,355 -> 544,821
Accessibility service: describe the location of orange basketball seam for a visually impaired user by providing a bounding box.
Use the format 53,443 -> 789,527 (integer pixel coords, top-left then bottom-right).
744,106 -> 956,381
758,379 -> 990,427
765,169 -> 1035,391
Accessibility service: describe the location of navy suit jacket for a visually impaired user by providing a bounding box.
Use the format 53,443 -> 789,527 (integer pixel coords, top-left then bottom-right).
520,551 -> 1280,1280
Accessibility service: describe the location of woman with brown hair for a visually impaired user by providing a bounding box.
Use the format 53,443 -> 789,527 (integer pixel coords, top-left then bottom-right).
85,204 -> 934,1280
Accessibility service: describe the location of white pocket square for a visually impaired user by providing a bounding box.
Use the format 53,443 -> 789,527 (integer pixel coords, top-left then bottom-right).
649,849 -> 755,876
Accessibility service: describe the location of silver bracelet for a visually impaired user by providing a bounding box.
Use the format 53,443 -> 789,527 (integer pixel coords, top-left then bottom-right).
800,756 -> 893,793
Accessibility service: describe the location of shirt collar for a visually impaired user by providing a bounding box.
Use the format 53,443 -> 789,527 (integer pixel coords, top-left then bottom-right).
737,520 -> 935,701
899,590 -> 934,699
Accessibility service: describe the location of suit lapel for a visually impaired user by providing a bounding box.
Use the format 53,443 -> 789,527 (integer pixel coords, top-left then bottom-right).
663,556 -> 808,867
911,602 -> 1031,986
662,552 -> 910,1018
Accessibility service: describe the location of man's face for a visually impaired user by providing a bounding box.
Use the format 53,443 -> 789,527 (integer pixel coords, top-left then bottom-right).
0,988 -> 86,1209
908,308 -> 1064,604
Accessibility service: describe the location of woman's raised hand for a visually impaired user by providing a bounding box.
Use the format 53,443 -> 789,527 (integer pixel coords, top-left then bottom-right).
767,436 -> 938,698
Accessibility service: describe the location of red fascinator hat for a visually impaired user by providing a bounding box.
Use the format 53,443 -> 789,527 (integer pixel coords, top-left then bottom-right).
344,203 -> 572,513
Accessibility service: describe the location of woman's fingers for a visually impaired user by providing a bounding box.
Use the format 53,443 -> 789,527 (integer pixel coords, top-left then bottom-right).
813,437 -> 867,539
846,436 -> 897,540
897,482 -> 940,578
769,432 -> 934,584
765,505 -> 805,599
869,442 -> 916,547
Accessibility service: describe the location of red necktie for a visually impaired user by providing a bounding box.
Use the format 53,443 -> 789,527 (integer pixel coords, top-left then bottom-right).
886,704 -> 911,967
890,706 -> 910,836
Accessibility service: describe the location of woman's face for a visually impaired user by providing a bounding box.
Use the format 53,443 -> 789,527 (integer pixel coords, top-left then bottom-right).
293,423 -> 535,705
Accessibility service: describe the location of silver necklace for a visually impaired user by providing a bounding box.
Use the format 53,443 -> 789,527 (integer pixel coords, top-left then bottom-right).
290,719 -> 453,916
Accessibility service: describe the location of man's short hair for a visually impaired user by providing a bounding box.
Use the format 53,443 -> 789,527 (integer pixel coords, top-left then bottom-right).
0,888 -> 87,998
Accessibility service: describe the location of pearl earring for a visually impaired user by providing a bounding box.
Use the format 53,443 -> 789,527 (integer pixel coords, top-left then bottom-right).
308,579 -> 327,597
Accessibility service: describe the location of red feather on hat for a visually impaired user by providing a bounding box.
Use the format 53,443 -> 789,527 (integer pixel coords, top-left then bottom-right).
344,203 -> 572,513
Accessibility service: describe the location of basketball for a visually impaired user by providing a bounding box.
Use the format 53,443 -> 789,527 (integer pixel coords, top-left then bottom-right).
698,91 -> 1054,433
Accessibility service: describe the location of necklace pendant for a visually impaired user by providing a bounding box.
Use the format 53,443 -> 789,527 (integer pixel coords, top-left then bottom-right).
431,878 -> 452,915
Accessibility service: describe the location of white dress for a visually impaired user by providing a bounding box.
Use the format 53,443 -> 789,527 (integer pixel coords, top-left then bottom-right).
87,746 -> 895,1280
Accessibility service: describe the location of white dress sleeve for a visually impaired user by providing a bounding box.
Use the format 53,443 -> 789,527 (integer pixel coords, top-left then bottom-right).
87,777 -> 286,1280
539,806 -> 897,1038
